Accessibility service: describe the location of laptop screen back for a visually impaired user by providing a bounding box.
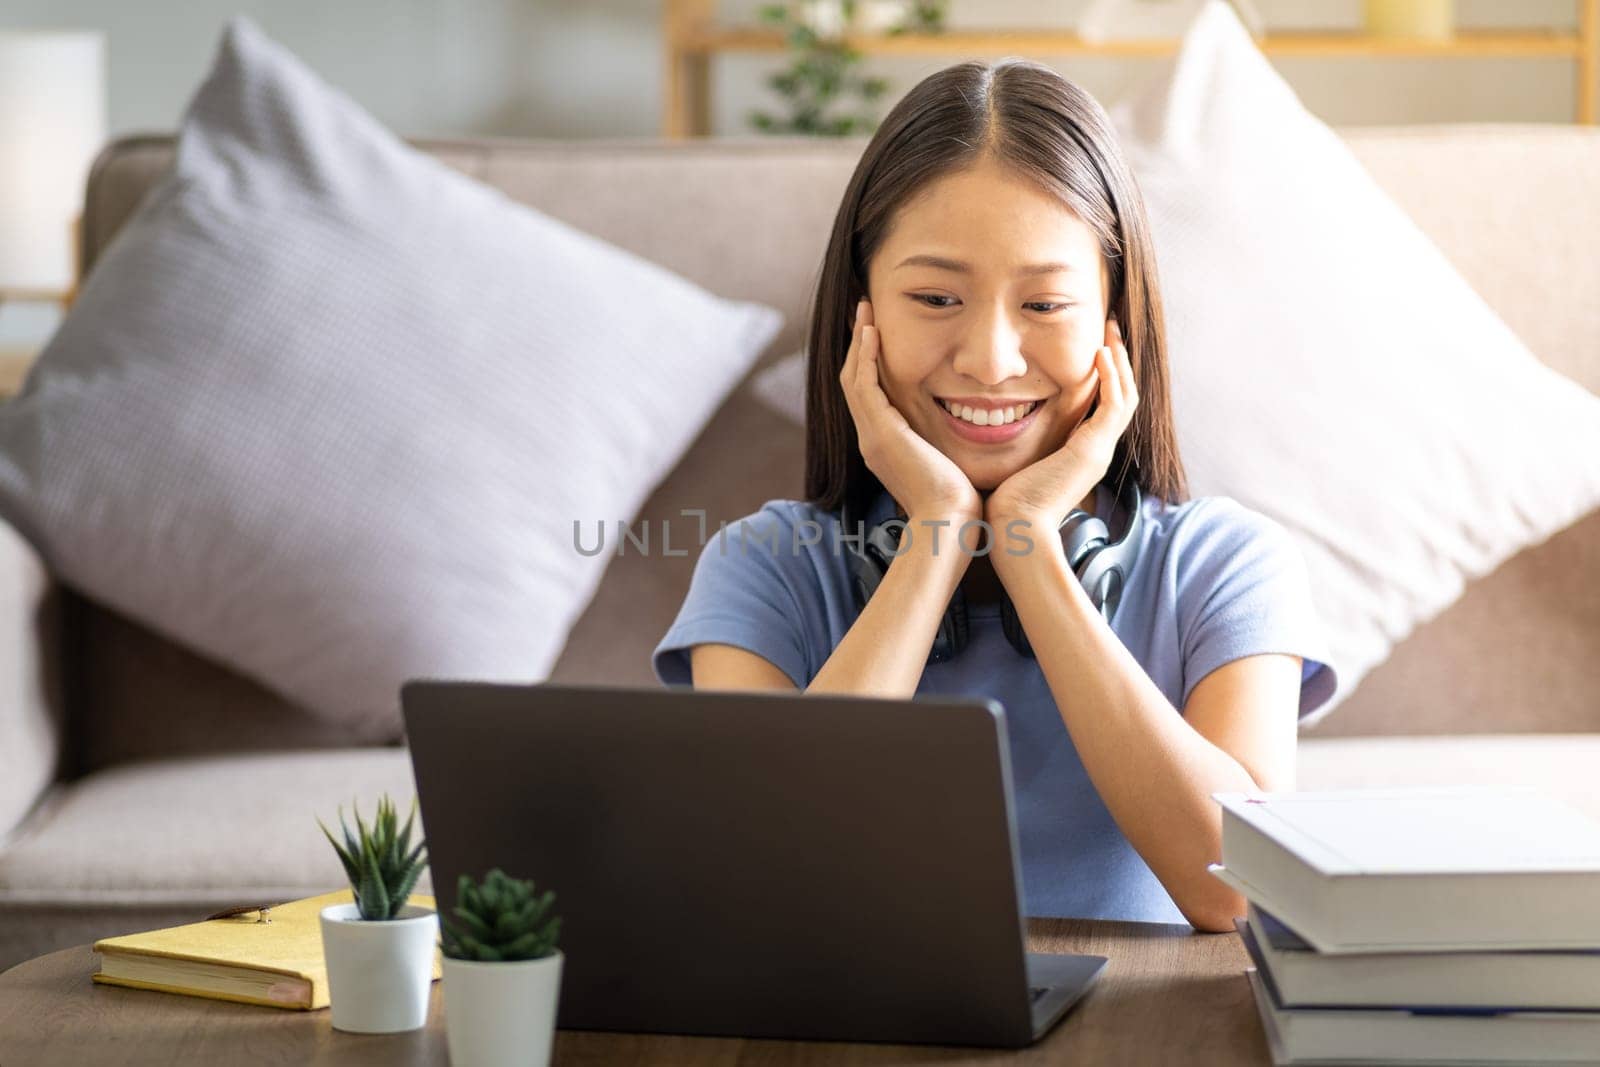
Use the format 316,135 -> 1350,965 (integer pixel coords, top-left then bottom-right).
403,681 -> 1036,1045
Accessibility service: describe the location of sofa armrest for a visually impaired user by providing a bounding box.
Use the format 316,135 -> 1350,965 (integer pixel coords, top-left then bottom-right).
0,516 -> 63,841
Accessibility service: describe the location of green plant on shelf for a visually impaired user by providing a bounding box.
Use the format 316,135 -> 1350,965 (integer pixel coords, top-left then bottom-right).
749,1 -> 948,137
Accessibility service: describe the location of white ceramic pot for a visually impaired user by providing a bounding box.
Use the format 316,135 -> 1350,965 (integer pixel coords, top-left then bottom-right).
319,902 -> 439,1034
442,951 -> 564,1067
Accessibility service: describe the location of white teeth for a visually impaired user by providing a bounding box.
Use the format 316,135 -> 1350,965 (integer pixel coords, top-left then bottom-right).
943,400 -> 1037,425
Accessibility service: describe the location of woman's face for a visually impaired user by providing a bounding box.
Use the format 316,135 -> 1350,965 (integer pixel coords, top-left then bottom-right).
865,155 -> 1110,493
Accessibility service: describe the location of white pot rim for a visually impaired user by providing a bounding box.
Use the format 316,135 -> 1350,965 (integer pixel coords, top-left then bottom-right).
442,950 -> 563,971
320,902 -> 436,925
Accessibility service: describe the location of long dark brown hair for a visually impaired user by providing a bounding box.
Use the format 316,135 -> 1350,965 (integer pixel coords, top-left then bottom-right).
803,59 -> 1187,516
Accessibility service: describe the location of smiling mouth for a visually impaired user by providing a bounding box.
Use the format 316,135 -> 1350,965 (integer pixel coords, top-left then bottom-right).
937,398 -> 1042,427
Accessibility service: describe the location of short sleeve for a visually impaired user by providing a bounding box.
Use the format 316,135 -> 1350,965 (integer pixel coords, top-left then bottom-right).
1173,499 -> 1339,721
651,503 -> 815,689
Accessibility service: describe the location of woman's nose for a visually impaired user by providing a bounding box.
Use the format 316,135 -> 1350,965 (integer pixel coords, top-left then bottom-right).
950,307 -> 1028,385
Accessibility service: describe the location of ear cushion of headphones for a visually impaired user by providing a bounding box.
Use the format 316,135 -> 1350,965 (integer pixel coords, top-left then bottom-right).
841,503 -> 970,663
1078,480 -> 1142,621
1061,510 -> 1110,570
999,596 -> 1031,659
844,532 -> 883,607
1076,542 -> 1120,600
1092,567 -> 1125,622
840,499 -> 880,607
848,564 -> 877,611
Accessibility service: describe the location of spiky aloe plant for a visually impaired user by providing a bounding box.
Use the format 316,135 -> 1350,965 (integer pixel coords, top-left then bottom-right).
318,794 -> 428,921
439,869 -> 561,962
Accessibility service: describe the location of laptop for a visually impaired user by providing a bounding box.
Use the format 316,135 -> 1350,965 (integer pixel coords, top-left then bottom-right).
401,681 -> 1107,1048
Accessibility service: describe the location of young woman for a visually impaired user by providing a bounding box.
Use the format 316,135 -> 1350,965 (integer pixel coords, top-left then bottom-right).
653,60 -> 1336,933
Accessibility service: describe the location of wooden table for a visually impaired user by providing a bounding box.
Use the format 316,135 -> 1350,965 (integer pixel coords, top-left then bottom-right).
0,919 -> 1270,1065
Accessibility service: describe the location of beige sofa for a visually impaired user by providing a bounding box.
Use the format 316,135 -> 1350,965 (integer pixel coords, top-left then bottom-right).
1,129 -> 1596,972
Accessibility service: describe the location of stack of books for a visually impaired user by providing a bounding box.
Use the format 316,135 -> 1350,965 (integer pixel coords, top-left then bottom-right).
1209,787 -> 1600,1065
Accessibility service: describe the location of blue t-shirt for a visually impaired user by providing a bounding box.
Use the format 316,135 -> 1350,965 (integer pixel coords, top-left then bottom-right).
651,484 -> 1338,925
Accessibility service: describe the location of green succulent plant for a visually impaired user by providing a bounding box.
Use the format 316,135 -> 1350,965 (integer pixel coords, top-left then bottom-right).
317,794 -> 428,921
439,868 -> 561,962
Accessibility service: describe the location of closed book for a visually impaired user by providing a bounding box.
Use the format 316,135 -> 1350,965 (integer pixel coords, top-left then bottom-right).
1211,787 -> 1600,953
1245,968 -> 1600,1066
1238,907 -> 1600,1011
92,889 -> 440,1009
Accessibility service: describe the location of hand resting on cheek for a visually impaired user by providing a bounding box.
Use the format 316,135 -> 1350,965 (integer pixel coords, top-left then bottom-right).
838,299 -> 984,547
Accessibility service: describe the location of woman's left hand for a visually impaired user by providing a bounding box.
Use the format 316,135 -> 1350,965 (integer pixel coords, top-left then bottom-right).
986,317 -> 1139,538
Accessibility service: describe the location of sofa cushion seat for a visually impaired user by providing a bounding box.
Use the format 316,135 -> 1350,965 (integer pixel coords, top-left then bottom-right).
0,749 -> 427,906
4,736 -> 1597,905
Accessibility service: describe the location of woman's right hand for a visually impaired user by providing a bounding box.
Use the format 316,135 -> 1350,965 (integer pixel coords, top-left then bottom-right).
839,300 -> 983,540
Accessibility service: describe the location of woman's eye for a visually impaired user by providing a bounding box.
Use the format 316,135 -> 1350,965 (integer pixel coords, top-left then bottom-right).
908,295 -> 1072,313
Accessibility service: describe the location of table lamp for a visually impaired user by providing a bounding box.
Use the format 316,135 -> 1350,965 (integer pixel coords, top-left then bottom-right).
0,30 -> 107,310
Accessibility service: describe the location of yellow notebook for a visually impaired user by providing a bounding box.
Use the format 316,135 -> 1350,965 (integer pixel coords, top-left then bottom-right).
92,889 -> 441,1010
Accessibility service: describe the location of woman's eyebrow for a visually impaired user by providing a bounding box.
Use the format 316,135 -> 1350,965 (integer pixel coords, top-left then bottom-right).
894,254 -> 1078,277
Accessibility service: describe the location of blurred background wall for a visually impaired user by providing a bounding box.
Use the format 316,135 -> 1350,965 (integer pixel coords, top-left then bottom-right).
0,0 -> 1584,141
0,0 -> 1585,349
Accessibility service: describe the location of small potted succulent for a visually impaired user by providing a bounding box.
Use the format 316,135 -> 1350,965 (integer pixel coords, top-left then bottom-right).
440,868 -> 564,1067
317,794 -> 435,1033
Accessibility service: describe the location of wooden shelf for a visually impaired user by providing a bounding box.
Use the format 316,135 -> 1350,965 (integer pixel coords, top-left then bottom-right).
1252,28 -> 1586,57
681,27 -> 1587,60
0,287 -> 72,306
663,0 -> 1599,136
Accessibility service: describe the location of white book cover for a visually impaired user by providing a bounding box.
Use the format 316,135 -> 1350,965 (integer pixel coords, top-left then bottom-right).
1238,907 -> 1600,1011
1215,787 -> 1600,876
1246,968 -> 1600,1066
1211,787 -> 1600,953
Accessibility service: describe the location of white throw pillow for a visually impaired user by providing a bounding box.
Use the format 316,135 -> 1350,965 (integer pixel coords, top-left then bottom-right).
752,0 -> 1600,724
1110,1 -> 1600,723
0,17 -> 782,734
